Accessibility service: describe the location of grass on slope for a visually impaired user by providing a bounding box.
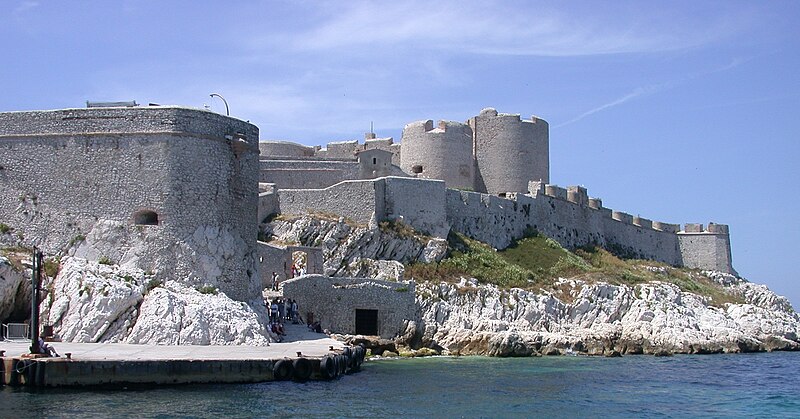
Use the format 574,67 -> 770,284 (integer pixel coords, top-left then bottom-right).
405,232 -> 744,307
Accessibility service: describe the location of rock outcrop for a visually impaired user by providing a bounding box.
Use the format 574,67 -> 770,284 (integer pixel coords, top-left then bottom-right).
398,273 -> 800,356
40,257 -> 271,345
264,216 -> 447,279
0,256 -> 31,324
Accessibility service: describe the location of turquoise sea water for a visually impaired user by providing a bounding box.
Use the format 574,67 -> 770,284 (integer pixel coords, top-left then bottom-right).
2,352 -> 799,418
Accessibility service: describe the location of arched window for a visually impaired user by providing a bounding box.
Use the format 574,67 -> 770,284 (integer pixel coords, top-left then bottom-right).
133,210 -> 159,226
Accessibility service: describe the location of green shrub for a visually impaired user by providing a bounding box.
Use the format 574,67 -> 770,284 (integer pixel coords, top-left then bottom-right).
98,256 -> 113,265
0,223 -> 11,234
197,285 -> 218,295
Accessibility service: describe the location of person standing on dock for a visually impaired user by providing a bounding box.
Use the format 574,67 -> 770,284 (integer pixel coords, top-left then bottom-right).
270,299 -> 279,323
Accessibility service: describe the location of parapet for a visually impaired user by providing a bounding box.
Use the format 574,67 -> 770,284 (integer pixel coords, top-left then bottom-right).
567,186 -> 588,206
544,185 -> 567,200
588,198 -> 603,209
259,141 -> 316,158
683,223 -> 704,233
0,106 -> 259,145
652,221 -> 680,233
612,211 -> 633,224
633,216 -> 652,229
681,222 -> 730,234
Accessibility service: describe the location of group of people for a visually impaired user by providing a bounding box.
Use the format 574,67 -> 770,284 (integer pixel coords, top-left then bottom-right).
268,297 -> 302,342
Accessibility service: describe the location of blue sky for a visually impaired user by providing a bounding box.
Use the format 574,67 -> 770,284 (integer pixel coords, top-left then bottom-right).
2,1 -> 799,308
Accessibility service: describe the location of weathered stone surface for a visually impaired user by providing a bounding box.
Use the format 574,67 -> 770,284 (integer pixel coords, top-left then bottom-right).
265,216 -> 447,278
40,257 -> 271,345
127,281 -> 270,346
400,274 -> 800,357
0,256 -> 31,323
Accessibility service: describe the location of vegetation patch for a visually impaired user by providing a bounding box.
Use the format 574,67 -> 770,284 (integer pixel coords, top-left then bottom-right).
0,223 -> 12,234
406,231 -> 744,307
196,285 -> 218,295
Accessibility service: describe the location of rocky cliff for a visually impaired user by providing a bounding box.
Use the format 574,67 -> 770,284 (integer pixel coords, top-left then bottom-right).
1,256 -> 272,345
396,273 -> 799,356
267,217 -> 799,356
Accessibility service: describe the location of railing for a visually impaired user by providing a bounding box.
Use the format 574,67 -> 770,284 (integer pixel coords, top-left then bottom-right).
2,323 -> 29,341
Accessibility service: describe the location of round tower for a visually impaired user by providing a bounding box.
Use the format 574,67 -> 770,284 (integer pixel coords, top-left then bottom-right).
400,119 -> 474,190
468,108 -> 549,195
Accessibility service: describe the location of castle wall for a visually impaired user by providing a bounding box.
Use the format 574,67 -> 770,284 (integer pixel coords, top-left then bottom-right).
278,179 -> 383,225
678,226 -> 736,274
400,120 -> 475,191
446,182 -> 732,271
0,107 -> 261,301
258,141 -> 315,158
468,108 -> 549,194
281,275 -> 415,338
382,177 -> 449,238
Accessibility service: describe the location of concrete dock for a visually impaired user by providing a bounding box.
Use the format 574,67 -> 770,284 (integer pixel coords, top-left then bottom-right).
0,325 -> 365,387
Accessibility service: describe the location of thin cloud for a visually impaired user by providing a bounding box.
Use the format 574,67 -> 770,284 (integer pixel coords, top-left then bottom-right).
267,1 -> 751,57
555,86 -> 661,128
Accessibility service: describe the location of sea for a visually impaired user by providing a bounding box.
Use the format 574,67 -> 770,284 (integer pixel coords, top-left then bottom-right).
1,352 -> 798,418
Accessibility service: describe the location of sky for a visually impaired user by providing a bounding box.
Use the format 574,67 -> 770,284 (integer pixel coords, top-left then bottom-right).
2,1 -> 799,308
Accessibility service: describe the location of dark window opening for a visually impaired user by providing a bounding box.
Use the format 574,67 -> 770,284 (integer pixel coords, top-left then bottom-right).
372,157 -> 377,165
133,210 -> 159,226
355,309 -> 378,335
412,165 -> 423,174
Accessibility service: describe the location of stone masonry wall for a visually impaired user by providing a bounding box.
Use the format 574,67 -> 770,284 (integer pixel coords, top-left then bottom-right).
446,182 -> 734,273
468,108 -> 549,194
278,179 -> 383,225
400,120 -> 474,191
281,274 -> 415,338
0,107 -> 261,301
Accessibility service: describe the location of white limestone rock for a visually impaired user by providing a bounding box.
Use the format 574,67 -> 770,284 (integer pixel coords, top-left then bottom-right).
43,257 -> 146,343
0,256 -> 31,323
42,257 -> 271,345
405,272 -> 800,356
265,216 -> 447,277
126,281 -> 270,346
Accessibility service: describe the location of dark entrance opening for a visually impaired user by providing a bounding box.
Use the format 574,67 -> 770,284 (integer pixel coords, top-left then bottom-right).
355,309 -> 378,335
133,210 -> 159,225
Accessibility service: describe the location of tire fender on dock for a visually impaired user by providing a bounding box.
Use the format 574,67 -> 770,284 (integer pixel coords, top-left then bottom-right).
320,355 -> 336,380
292,358 -> 312,382
273,359 -> 294,381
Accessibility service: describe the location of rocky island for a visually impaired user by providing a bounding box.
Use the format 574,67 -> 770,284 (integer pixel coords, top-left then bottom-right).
1,104 -> 797,360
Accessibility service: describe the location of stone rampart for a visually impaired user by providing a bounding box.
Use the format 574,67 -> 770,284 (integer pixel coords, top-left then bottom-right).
446,181 -> 734,273
281,275 -> 415,338
278,179 -> 383,226
276,177 -> 448,238
0,106 -> 261,301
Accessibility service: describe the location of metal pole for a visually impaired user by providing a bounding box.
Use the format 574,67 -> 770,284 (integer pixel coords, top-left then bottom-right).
209,93 -> 229,116
30,248 -> 42,354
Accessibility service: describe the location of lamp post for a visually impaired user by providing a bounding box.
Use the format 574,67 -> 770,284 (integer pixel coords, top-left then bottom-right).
209,93 -> 229,116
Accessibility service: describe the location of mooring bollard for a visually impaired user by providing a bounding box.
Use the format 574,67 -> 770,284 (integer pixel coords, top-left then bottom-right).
65,353 -> 72,360
296,351 -> 302,357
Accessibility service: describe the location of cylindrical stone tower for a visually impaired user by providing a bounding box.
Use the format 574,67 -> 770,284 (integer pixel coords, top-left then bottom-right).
400,119 -> 474,190
468,108 -> 549,195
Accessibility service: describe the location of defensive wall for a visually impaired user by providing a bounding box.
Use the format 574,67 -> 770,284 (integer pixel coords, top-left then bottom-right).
0,106 -> 262,301
259,140 -> 406,190
257,241 -> 324,289
265,177 -> 735,274
281,275 -> 415,338
275,176 -> 449,239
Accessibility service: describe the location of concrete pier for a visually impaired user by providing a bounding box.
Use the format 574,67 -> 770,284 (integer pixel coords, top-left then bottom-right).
0,326 -> 365,387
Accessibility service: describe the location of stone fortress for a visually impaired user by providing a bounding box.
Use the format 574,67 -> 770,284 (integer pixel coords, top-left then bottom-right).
260,107 -> 735,277
0,106 -> 262,302
0,104 -> 735,339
